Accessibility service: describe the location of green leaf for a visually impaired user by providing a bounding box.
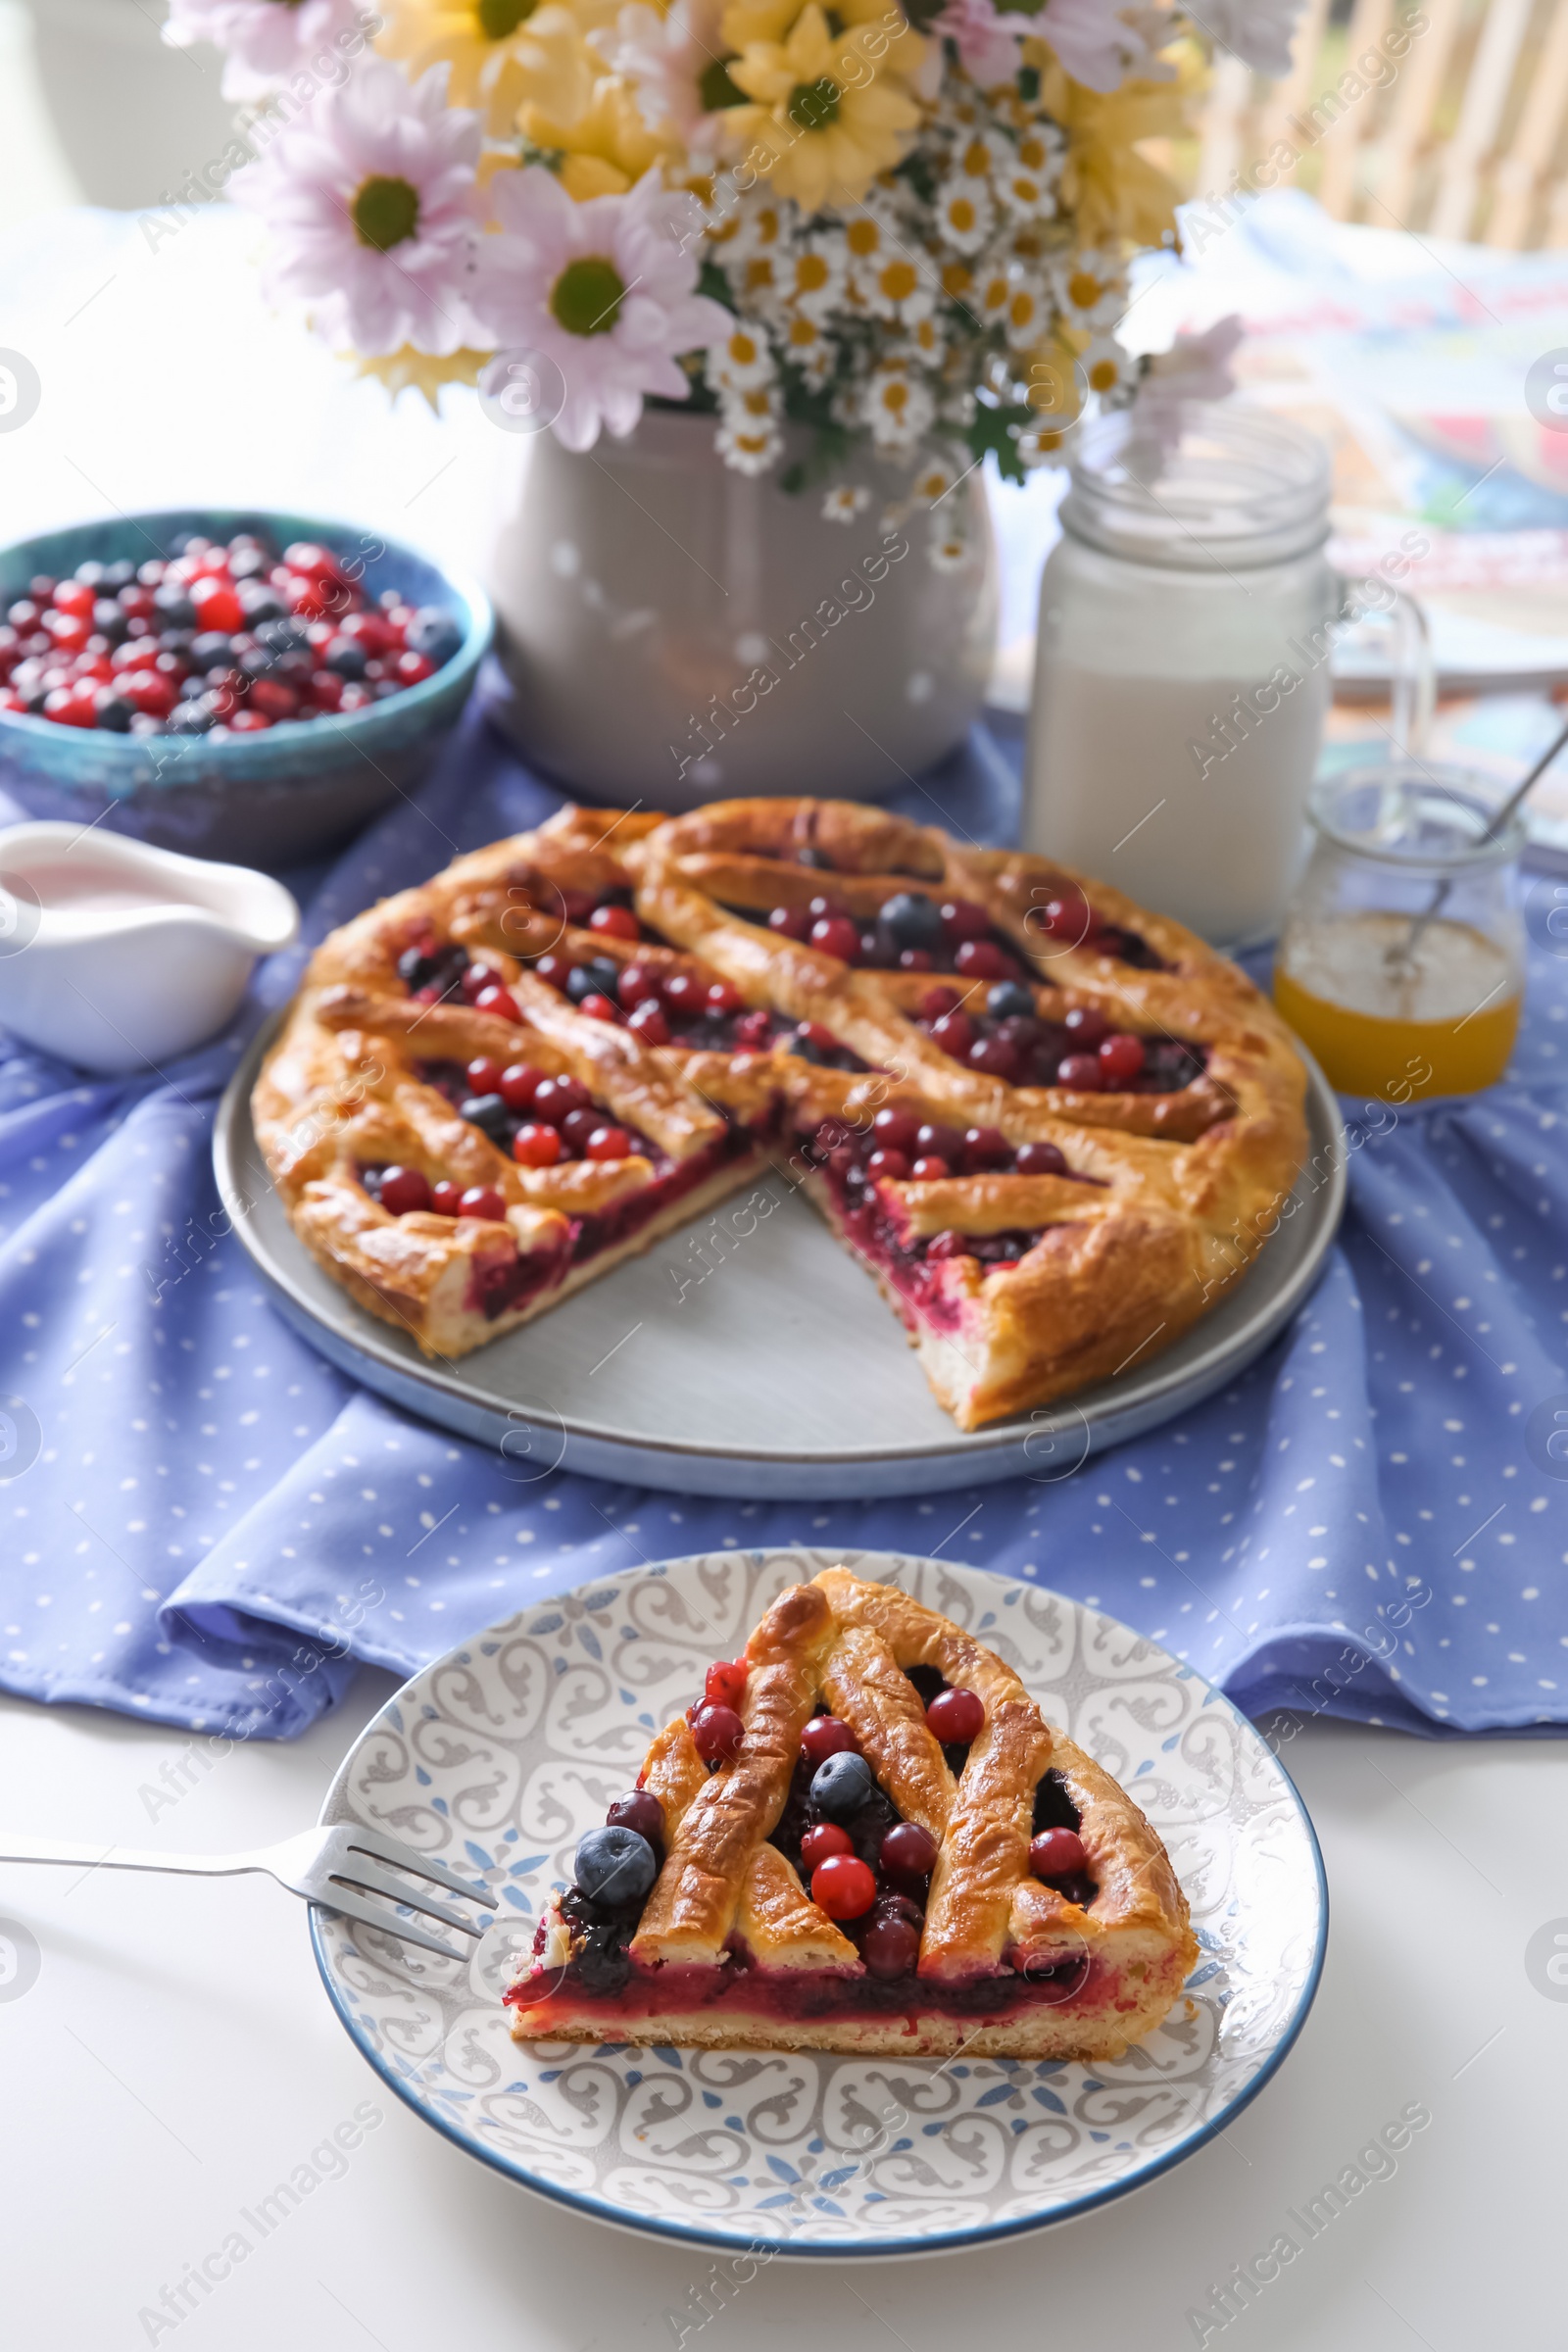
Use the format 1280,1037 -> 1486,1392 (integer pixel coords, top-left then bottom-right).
967,398 -> 1035,485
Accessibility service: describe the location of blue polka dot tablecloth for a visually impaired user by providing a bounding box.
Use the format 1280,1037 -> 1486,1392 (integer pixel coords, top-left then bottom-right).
2,704 -> 1566,1744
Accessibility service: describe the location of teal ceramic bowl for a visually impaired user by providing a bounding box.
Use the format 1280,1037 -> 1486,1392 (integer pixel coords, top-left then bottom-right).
0,508 -> 492,866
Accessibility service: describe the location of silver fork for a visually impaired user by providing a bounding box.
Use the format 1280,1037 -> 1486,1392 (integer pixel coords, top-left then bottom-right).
0,1821 -> 499,1960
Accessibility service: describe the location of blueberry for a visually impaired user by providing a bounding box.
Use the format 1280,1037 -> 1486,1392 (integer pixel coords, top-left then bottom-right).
237,581 -> 285,622
189,631 -> 234,670
166,531 -> 200,557
879,891 -> 944,953
566,957 -> 621,1004
256,615 -> 310,656
574,1824 -> 658,1908
323,635 -> 368,679
230,547 -> 272,582
92,600 -> 129,644
93,695 -> 134,732
397,946 -> 437,989
810,1751 -> 874,1820
237,646 -> 277,680
459,1092 -> 513,1144
100,559 -> 136,592
74,559 -> 106,588
158,627 -> 195,655
153,584 -> 197,628
986,979 -> 1036,1021
405,606 -> 463,666
166,699 -> 217,734
128,712 -> 168,736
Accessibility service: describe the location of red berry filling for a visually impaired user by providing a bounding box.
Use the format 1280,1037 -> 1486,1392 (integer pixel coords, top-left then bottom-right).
916,984 -> 1205,1094
413,1058 -> 654,1170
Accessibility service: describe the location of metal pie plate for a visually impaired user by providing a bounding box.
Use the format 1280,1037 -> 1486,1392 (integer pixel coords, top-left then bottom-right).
216,1015 -> 1347,1498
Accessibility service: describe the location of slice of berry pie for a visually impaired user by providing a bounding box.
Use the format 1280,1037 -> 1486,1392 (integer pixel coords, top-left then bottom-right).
505,1568 -> 1198,2059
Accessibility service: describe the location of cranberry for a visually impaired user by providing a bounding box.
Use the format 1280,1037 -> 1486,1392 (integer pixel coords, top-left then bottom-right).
51,580 -> 95,619
929,1011 -> 974,1058
394,650 -> 435,687
916,1122 -> 966,1161
706,979 -> 743,1015
968,1035 -> 1020,1080
473,983 -> 519,1020
533,1074 -> 589,1123
811,1854 -> 877,1921
461,963 -> 496,1000
616,963 -> 662,1006
866,1149 -> 910,1182
466,1055 -> 505,1094
910,1155 -> 951,1181
807,896 -> 835,920
662,971 -> 705,1014
430,1181 -> 464,1216
961,1126 -> 1010,1171
691,1702 -> 744,1764
1036,893 -> 1093,942
800,1822 -> 854,1870
607,1789 -> 664,1844
810,914 -> 860,963
226,710 -> 270,733
735,1008 -> 773,1051
795,1019 -> 839,1054
1056,1054 -> 1104,1092
705,1658 -> 747,1708
377,1165 -> 431,1215
862,1914 -> 921,1979
586,1124 -> 633,1160
919,985 -> 962,1022
1099,1032 -> 1147,1083
1015,1141 -> 1067,1177
249,677 -> 298,721
589,903 -> 640,942
500,1062 -> 543,1111
459,1186 -> 507,1221
189,577 -> 243,634
533,953 -> 571,992
940,898 -> 991,943
561,1108 -> 602,1153
768,905 -> 811,941
927,1687 -> 984,1742
513,1123 -> 563,1166
579,992 -> 620,1023
628,1001 -> 671,1045
1029,1828 -> 1088,1881
118,671 -> 175,717
954,939 -> 1012,981
801,1715 -> 858,1766
309,669 -> 344,709
1063,1004 -> 1108,1046
872,1106 -> 920,1153
871,1889 -> 924,1930
899,948 -> 935,971
880,1822 -> 938,1883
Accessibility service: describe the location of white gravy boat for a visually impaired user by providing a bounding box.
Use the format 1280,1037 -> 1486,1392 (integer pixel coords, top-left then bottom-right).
0,822 -> 300,1074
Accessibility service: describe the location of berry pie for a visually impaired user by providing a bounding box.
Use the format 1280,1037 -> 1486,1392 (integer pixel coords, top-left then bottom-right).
505,1567 -> 1199,2059
255,797 -> 1307,1420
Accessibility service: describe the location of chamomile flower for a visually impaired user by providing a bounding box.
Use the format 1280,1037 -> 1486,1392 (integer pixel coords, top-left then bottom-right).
717,383 -> 784,471
996,152 -> 1055,220
840,203 -> 900,294
1080,332 -> 1137,396
598,0 -> 750,149
777,234 -> 847,321
934,178 -> 994,254
929,515 -> 969,569
863,363 -> 934,450
1001,274 -> 1049,349
709,318 -> 777,391
975,262 -> 1013,325
822,482 -> 871,521
910,452 -> 957,504
861,250 -> 936,328
1054,249 -> 1126,330
898,314 -> 948,368
780,309 -> 837,385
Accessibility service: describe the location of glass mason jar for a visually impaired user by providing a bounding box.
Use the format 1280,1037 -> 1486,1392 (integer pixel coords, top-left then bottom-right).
1274,764 -> 1527,1100
1025,403 -> 1340,949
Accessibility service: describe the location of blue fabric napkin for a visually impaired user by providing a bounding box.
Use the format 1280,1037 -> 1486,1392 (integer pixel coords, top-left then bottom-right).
3,703 -> 1565,1742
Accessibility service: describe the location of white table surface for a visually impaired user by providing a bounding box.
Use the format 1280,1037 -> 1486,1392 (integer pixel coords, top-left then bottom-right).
1,1675 -> 1559,2349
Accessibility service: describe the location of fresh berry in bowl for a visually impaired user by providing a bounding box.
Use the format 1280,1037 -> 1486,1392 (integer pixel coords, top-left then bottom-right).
0,510 -> 491,866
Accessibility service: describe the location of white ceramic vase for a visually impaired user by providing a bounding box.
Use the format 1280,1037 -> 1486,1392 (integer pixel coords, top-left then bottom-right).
484,408 -> 998,808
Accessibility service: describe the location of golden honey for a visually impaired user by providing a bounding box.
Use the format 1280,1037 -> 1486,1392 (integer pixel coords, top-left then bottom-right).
1274,910 -> 1520,1099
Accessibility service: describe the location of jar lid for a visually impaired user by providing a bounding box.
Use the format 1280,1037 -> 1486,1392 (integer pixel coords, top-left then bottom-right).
1058,401 -> 1331,570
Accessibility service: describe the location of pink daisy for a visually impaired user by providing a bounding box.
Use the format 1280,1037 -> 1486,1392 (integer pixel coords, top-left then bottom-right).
472,166 -> 734,453
231,59 -> 488,357
163,0 -> 373,102
932,0 -> 1027,88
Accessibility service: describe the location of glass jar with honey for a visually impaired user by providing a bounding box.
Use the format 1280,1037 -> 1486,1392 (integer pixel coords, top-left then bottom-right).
1274,764 -> 1526,1100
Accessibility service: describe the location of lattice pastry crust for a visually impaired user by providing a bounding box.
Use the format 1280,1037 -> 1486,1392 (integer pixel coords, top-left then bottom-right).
255,799 -> 1308,1424
506,1568 -> 1199,2060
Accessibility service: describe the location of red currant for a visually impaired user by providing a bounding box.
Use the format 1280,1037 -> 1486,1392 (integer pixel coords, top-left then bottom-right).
662,972 -> 705,1013
1036,893 -> 1093,942
862,1914 -> 921,1979
393,650 -> 435,687
811,1854 -> 876,1921
940,898 -> 990,943
734,1008 -> 773,1051
588,904 -> 640,942
809,914 -> 860,963
1062,1004 -> 1108,1046
1029,1828 -> 1087,1882
585,1125 -> 633,1161
627,1001 -> 671,1045
927,1687 -> 984,1742
466,1056 -> 506,1094
865,1149 -> 910,1182
578,993 -> 620,1023
473,984 -> 519,1021
705,1658 -> 747,1709
1056,1054 -> 1104,1092
189,577 -> 244,634
899,948 -> 935,971
954,939 -> 1012,981
51,581 -> 95,619
1099,1032 -> 1147,1083
1015,1141 -> 1067,1177
706,979 -> 743,1015
910,1155 -> 952,1181
560,1109 -> 602,1154
799,1822 -> 853,1871
968,1035 -> 1020,1080
880,1822 -> 938,1883
961,1127 -> 1010,1171
226,710 -> 270,732
430,1181 -> 464,1216
533,1074 -> 589,1122
377,1165 -> 431,1215
500,1063 -> 544,1111
871,1107 -> 921,1153
929,1011 -> 974,1059
607,1789 -> 664,1844
768,905 -> 811,941
801,1716 -> 857,1766
458,1186 -> 507,1221
512,1123 -> 563,1167
916,1122 -> 966,1161
616,963 -> 662,1007
691,1702 -> 744,1764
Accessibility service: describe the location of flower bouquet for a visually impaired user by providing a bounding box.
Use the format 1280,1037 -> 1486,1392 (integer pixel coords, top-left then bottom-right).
166,0 -> 1296,562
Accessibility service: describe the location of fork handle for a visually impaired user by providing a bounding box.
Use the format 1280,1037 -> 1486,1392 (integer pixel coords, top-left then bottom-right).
0,1839 -> 257,1876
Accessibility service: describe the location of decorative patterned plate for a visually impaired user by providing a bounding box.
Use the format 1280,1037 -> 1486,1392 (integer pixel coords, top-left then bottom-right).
310,1550 -> 1327,2257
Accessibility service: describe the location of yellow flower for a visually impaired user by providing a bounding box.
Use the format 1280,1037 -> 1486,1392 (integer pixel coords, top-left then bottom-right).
379,0 -> 616,135
519,72 -> 678,197
1022,333 -> 1083,423
354,345 -> 490,412
1026,42 -> 1189,250
725,2 -> 924,212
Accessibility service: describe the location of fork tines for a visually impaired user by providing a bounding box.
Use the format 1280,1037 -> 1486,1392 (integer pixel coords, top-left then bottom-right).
322,1822 -> 500,1962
